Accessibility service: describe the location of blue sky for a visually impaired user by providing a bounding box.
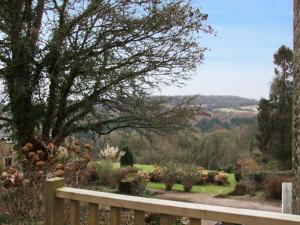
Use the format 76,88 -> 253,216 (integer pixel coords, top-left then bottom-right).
156,0 -> 293,99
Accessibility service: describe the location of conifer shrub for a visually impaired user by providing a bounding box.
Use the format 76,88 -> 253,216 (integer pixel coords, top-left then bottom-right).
120,146 -> 134,167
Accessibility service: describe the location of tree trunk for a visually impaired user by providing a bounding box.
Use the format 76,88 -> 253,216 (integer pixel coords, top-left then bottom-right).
292,0 -> 300,215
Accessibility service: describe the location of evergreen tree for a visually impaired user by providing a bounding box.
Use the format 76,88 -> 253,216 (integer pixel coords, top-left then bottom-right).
256,45 -> 293,169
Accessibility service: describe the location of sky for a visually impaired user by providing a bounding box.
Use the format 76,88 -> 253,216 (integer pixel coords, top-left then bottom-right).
155,0 -> 293,100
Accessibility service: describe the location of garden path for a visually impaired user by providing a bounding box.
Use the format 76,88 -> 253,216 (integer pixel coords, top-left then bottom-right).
155,191 -> 281,225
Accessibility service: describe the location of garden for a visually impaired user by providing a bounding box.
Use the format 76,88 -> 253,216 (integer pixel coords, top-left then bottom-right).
0,140 -> 293,224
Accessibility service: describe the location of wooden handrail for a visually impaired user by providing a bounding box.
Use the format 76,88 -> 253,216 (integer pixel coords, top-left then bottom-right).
56,187 -> 300,225
45,178 -> 300,225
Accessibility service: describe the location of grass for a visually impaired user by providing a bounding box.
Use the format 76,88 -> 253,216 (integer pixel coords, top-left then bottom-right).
114,163 -> 236,196
147,173 -> 236,196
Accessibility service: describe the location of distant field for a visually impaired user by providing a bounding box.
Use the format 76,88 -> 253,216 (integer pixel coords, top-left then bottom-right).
114,163 -> 236,196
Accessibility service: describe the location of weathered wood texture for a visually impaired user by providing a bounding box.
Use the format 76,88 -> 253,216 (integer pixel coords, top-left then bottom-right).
88,203 -> 98,225
190,218 -> 202,225
293,0 -> 300,215
111,206 -> 121,225
160,214 -> 172,225
55,186 -> 300,225
134,210 -> 145,225
282,182 -> 293,214
70,200 -> 80,225
45,177 -> 65,225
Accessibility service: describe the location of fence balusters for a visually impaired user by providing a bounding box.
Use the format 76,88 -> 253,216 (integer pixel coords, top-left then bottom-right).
88,203 -> 99,225
134,210 -> 145,225
111,206 -> 121,225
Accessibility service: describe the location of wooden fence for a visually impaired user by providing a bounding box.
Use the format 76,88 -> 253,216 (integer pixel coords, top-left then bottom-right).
45,177 -> 300,225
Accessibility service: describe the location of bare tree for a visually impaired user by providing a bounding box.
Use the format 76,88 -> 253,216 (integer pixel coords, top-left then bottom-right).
0,0 -> 212,148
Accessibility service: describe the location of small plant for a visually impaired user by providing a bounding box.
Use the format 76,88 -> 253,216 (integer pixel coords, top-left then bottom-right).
207,171 -> 218,183
94,160 -> 114,187
120,146 -> 134,167
118,171 -> 149,195
214,171 -> 229,186
160,162 -> 179,191
178,164 -> 198,192
98,144 -> 125,162
196,167 -> 208,184
237,154 -> 262,178
149,166 -> 162,182
263,175 -> 290,199
113,167 -> 131,187
233,180 -> 256,196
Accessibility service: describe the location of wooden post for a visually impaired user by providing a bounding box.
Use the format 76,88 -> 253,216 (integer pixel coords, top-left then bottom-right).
190,218 -> 201,225
45,177 -> 65,225
160,214 -> 172,225
70,200 -> 80,225
88,203 -> 99,225
134,210 -> 145,225
282,182 -> 293,214
111,206 -> 121,225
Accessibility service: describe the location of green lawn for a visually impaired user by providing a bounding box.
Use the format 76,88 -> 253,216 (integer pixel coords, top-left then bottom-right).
147,173 -> 236,196
115,163 -> 236,196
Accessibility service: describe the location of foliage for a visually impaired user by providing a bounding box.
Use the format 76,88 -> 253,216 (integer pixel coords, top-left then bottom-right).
196,167 -> 208,184
233,180 -> 256,196
149,166 -> 162,182
147,173 -> 236,195
0,140 -> 98,223
118,171 -> 149,195
256,45 -> 293,169
236,154 -> 261,178
196,117 -> 256,132
178,164 -> 198,192
160,162 -> 180,191
98,144 -> 124,163
120,146 -> 134,167
247,171 -> 268,190
214,171 -> 229,186
207,171 -> 218,183
263,175 -> 290,199
94,160 -> 114,187
0,0 -> 212,147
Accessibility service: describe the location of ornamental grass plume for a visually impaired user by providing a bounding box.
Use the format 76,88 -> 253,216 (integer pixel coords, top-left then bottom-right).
98,144 -> 125,162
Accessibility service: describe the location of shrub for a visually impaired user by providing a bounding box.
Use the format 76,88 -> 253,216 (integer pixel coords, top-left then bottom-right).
207,171 -> 218,183
120,146 -> 134,167
178,164 -> 198,192
248,171 -> 268,190
98,144 -> 125,162
263,175 -> 290,199
221,164 -> 234,173
94,160 -> 114,187
233,180 -> 256,196
113,167 -> 132,187
237,154 -> 262,178
214,171 -> 229,186
233,182 -> 247,195
118,172 -> 148,195
160,162 -> 179,191
149,166 -> 162,182
196,167 -> 208,184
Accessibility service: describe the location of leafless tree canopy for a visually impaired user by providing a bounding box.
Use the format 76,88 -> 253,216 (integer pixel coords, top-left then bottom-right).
0,0 -> 212,146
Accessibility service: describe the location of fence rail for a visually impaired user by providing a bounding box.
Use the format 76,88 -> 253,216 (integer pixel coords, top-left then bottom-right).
45,177 -> 300,225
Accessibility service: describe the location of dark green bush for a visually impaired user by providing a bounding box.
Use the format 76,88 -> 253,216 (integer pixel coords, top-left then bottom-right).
118,173 -> 146,195
247,171 -> 268,189
120,146 -> 134,167
207,171 -> 218,183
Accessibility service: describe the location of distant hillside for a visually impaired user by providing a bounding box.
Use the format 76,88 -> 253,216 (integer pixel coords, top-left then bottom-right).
157,95 -> 258,110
